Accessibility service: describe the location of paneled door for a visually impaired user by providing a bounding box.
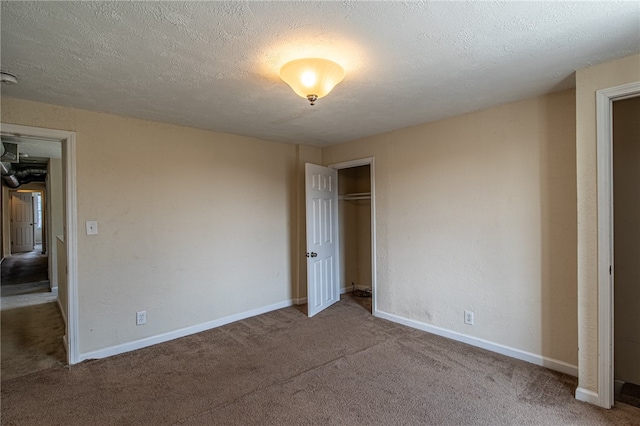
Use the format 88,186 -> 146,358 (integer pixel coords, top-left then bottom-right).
305,163 -> 339,317
11,192 -> 34,253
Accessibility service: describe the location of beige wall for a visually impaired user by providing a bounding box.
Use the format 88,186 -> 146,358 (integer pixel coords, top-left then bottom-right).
48,159 -> 64,239
324,89 -> 578,367
57,236 -> 68,324
575,53 -> 640,394
47,158 -> 64,288
2,185 -> 10,257
1,98 -> 300,354
613,96 -> 640,386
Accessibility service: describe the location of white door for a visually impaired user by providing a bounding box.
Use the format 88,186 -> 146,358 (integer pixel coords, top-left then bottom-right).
305,163 -> 340,317
11,192 -> 35,253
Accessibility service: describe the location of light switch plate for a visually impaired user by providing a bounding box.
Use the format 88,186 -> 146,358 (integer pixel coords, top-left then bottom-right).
86,220 -> 98,235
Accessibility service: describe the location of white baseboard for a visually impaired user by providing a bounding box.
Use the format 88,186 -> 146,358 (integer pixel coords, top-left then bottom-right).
78,299 -> 294,362
374,309 -> 578,377
575,387 -> 600,405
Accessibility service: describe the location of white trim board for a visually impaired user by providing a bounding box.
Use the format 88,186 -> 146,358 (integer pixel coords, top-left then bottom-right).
593,81 -> 640,409
374,310 -> 578,377
79,300 -> 294,362
575,387 -> 600,406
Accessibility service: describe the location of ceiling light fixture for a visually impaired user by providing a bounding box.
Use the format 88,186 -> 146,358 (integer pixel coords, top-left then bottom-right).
0,71 -> 18,84
279,58 -> 344,106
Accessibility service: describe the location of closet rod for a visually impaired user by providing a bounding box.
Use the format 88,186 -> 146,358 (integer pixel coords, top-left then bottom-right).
339,192 -> 371,201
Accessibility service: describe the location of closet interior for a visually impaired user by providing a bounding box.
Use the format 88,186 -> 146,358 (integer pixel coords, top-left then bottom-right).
338,165 -> 372,313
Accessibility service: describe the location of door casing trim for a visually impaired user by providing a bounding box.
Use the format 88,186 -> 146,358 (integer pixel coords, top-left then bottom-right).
577,81 -> 640,408
328,157 -> 377,315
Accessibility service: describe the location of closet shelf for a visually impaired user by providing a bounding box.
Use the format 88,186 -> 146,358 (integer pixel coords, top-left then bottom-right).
339,192 -> 371,201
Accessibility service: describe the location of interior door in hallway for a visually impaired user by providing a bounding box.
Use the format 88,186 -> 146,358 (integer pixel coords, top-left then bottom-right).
11,192 -> 34,253
305,163 -> 339,317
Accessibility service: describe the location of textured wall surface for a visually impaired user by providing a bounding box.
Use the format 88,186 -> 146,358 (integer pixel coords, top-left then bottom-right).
323,89 -> 578,367
46,158 -> 64,289
2,97 -> 298,354
575,53 -> 640,394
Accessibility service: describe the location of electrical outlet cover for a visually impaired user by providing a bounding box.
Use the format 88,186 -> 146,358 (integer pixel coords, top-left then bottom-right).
464,310 -> 474,325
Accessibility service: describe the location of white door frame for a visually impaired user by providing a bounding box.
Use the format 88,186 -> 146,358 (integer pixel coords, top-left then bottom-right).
328,157 -> 378,315
594,82 -> 640,408
1,123 -> 79,365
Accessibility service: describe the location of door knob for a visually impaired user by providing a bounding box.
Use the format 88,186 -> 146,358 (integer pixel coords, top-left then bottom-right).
305,252 -> 318,258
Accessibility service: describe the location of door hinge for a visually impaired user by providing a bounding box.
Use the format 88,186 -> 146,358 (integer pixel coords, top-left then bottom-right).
609,265 -> 612,275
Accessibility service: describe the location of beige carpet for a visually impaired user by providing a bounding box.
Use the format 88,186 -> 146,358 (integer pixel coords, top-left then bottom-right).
2,295 -> 638,425
1,301 -> 67,381
1,286 -> 58,310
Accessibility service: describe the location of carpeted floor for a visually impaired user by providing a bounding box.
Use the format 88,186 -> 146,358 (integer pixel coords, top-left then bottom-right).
1,295 -> 638,425
350,290 -> 372,313
1,301 -> 67,381
1,247 -> 49,288
1,246 -> 65,381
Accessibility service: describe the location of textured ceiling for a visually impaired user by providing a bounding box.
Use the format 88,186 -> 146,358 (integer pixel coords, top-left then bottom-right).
1,1 -> 639,147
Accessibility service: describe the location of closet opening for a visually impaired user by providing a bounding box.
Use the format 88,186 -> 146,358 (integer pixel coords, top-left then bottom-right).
332,159 -> 375,315
612,95 -> 640,408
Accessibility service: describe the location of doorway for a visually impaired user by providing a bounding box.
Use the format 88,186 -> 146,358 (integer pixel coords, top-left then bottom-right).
331,158 -> 376,315
612,95 -> 640,408
593,81 -> 640,408
4,189 -> 49,293
10,191 -> 36,253
1,123 -> 78,366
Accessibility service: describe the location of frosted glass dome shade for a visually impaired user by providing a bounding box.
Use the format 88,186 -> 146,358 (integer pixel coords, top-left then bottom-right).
279,58 -> 345,104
